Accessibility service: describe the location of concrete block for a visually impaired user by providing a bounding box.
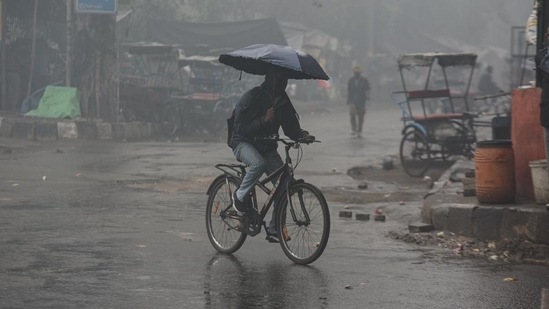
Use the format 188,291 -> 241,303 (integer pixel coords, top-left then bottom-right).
12,120 -> 35,140
446,204 -> 476,237
35,121 -> 58,141
57,122 -> 78,139
339,211 -> 352,218
111,123 -> 124,140
529,210 -> 549,245
122,123 -> 141,140
500,208 -> 534,241
138,122 -> 150,138
374,214 -> 386,222
430,204 -> 450,230
409,222 -> 434,233
355,213 -> 370,221
76,121 -> 98,139
0,117 -> 14,137
542,288 -> 549,309
97,122 -> 112,140
471,206 -> 502,241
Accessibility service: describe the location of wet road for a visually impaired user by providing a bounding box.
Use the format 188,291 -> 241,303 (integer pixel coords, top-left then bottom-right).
0,104 -> 547,308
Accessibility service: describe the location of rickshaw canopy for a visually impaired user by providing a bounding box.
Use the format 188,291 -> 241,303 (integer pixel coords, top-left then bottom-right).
398,53 -> 477,68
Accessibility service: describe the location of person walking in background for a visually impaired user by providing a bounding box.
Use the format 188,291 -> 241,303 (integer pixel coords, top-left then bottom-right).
477,65 -> 500,96
535,27 -> 549,211
347,65 -> 370,138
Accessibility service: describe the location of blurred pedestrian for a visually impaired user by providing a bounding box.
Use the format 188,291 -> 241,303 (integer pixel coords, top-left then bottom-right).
477,65 -> 500,96
534,27 -> 549,211
347,65 -> 370,138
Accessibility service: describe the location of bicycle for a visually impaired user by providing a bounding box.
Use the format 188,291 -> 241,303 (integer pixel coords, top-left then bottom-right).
205,135 -> 330,265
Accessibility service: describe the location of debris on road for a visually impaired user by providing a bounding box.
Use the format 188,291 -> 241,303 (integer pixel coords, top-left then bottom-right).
388,230 -> 549,265
339,210 -> 353,218
503,277 -> 518,282
355,213 -> 370,221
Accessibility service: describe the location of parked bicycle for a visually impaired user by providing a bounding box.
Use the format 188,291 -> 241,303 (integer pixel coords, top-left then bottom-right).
205,135 -> 330,265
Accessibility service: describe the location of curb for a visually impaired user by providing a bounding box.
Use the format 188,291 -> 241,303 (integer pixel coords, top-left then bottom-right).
0,116 -> 159,141
422,160 -> 549,245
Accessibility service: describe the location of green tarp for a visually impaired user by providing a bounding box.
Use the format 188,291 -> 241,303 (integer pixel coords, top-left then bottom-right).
25,86 -> 81,119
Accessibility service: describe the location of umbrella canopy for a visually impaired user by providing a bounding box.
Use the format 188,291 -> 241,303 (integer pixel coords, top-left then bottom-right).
219,44 -> 329,80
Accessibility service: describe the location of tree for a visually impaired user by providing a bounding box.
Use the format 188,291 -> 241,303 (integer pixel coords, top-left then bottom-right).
71,13 -> 117,121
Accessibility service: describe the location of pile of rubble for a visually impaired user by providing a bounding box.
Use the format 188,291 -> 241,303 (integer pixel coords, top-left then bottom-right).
388,230 -> 549,265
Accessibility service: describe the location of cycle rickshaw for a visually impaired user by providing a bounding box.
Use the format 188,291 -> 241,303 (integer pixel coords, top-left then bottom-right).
392,53 -> 479,177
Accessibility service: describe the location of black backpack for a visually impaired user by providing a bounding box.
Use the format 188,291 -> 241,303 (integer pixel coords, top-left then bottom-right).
226,109 -> 236,147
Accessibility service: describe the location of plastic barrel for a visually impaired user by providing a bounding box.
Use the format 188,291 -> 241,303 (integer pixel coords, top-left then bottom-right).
475,140 -> 515,204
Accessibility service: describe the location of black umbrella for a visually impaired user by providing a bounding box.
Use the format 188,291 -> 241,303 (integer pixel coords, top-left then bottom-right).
219,44 -> 329,80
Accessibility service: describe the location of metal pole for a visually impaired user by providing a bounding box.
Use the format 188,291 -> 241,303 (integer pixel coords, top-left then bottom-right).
0,0 -> 7,111
66,0 -> 72,87
26,0 -> 38,97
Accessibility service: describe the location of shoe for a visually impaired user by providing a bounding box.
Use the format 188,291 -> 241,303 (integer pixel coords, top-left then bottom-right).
351,131 -> 356,136
356,132 -> 362,138
546,204 -> 549,211
232,191 -> 248,213
266,231 -> 280,243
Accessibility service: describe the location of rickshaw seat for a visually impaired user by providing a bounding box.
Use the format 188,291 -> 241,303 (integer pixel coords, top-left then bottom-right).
411,113 -> 464,121
406,89 -> 450,99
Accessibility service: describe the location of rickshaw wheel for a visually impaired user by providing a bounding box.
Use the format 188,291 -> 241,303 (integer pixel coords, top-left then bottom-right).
400,130 -> 431,178
161,105 -> 180,136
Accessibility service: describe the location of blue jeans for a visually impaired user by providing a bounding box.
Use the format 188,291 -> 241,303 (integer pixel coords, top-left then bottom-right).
233,142 -> 283,232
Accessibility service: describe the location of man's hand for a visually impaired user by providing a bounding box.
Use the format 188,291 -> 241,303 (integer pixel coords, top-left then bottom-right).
262,107 -> 275,123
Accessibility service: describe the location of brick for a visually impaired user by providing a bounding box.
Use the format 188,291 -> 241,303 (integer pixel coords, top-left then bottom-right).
374,214 -> 386,222
339,211 -> 352,218
409,222 -> 434,233
355,213 -> 370,221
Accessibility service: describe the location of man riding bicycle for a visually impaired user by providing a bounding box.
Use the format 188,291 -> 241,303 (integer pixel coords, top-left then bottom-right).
229,69 -> 314,243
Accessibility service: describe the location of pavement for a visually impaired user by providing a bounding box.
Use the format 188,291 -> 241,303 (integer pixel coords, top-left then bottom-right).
2,109 -> 549,246
0,112 -> 160,141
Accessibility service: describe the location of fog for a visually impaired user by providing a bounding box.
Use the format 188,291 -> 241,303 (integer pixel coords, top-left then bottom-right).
117,0 -> 535,103
239,0 -> 533,91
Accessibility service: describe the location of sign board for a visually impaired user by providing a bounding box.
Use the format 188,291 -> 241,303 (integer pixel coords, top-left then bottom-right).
75,0 -> 117,14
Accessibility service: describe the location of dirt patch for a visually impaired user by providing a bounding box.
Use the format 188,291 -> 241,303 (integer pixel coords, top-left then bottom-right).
321,164 -> 442,204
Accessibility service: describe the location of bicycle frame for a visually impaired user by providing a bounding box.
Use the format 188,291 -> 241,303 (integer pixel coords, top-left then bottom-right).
213,140 -> 308,236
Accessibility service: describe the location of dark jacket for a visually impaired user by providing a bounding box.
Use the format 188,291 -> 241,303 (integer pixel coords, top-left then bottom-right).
347,75 -> 370,106
535,47 -> 549,127
230,82 -> 304,154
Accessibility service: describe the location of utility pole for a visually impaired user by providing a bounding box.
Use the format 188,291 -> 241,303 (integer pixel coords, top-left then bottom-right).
1,0 -> 6,110
66,0 -> 73,87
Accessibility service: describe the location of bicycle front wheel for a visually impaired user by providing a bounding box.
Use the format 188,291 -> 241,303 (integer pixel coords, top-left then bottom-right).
277,182 -> 330,265
206,177 -> 247,254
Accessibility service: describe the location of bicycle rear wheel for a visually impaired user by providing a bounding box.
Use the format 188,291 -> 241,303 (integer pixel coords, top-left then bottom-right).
206,177 -> 247,254
400,130 -> 431,177
277,182 -> 330,265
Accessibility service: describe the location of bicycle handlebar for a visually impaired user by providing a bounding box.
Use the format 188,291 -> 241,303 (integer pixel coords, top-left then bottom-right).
254,134 -> 320,146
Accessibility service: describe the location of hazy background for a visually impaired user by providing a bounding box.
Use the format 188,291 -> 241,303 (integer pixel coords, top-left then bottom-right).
120,0 -> 535,103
